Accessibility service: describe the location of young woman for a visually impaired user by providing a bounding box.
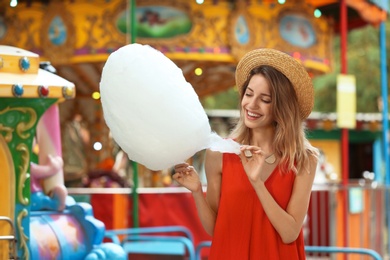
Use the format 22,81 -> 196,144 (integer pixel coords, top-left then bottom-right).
173,48 -> 318,259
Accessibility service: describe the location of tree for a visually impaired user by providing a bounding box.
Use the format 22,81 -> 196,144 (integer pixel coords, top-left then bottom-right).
201,87 -> 239,110
313,22 -> 389,113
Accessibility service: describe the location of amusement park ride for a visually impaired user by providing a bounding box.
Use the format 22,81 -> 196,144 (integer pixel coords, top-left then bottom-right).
0,46 -> 126,259
0,0 -> 388,259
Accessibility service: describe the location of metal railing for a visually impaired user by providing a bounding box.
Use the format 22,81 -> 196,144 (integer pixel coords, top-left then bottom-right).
105,226 -> 195,260
306,182 -> 387,259
68,182 -> 389,260
0,216 -> 17,260
305,246 -> 382,260
195,242 -> 383,260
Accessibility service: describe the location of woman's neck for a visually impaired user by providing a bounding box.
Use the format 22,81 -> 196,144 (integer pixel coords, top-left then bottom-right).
250,127 -> 275,154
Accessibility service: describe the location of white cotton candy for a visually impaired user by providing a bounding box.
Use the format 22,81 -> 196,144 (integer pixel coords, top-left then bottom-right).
100,43 -> 240,171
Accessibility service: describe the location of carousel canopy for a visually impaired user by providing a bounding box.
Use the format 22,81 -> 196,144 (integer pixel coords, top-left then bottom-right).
0,0 -> 386,101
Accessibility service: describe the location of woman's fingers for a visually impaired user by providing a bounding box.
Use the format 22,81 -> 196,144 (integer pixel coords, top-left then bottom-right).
239,145 -> 267,164
240,145 -> 261,151
174,163 -> 190,173
238,150 -> 252,163
246,146 -> 262,152
174,163 -> 188,169
173,171 -> 201,192
172,172 -> 182,180
173,164 -> 196,180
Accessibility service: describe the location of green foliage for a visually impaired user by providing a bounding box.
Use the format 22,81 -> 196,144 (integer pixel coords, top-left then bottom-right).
313,22 -> 390,113
313,72 -> 338,112
201,87 -> 240,109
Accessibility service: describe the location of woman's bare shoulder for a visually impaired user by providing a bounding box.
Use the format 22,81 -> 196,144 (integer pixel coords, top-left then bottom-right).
307,148 -> 319,173
205,149 -> 223,177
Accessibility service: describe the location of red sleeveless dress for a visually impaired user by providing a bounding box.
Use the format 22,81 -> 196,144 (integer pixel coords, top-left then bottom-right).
208,153 -> 306,260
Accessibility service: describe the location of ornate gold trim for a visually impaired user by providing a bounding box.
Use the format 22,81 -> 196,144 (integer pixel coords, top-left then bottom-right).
16,209 -> 29,260
0,107 -> 37,142
13,108 -> 37,139
228,2 -> 257,60
100,3 -> 127,47
17,143 -> 29,206
0,124 -> 13,142
0,106 -> 36,205
40,2 -> 76,65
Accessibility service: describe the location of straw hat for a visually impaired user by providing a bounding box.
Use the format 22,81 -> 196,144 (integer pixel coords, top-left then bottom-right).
235,48 -> 314,119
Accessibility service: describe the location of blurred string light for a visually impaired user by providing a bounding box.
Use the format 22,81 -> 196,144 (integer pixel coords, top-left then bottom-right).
195,68 -> 203,76
93,142 -> 102,151
10,0 -> 17,7
92,91 -> 100,99
196,0 -> 204,4
278,0 -> 286,4
314,9 -> 322,18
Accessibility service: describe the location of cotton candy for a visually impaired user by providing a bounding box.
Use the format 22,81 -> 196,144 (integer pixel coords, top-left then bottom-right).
100,43 -> 240,171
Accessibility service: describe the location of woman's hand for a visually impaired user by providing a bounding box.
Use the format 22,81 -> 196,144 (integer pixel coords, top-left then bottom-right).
172,163 -> 202,193
238,145 -> 268,183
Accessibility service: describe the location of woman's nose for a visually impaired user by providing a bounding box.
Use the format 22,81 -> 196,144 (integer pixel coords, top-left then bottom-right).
248,98 -> 259,109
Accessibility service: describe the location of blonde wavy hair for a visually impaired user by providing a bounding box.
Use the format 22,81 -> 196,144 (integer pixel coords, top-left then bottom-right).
230,65 -> 318,174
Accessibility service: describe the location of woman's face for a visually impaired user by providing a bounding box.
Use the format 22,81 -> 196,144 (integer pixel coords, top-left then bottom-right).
241,74 -> 274,129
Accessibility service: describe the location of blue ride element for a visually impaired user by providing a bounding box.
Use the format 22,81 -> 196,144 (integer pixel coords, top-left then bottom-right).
31,191 -> 76,211
194,242 -> 383,260
305,246 -> 382,260
105,225 -> 195,260
30,200 -> 125,259
85,243 -> 127,260
195,241 -> 212,260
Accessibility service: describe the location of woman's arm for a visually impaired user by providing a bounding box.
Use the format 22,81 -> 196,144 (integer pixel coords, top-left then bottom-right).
239,146 -> 317,244
173,149 -> 222,236
200,149 -> 222,235
253,154 -> 317,244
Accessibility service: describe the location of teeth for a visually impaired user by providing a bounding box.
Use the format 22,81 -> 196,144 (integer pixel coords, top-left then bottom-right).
248,111 -> 260,117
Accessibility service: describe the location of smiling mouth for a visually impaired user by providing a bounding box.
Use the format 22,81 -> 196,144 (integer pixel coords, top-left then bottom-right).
247,110 -> 260,118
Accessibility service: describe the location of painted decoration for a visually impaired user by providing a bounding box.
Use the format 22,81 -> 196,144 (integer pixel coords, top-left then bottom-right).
279,14 -> 316,48
234,15 -> 250,45
116,6 -> 192,38
48,16 -> 67,46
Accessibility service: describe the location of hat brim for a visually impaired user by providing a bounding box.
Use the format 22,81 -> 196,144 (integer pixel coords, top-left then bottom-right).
235,48 -> 314,119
